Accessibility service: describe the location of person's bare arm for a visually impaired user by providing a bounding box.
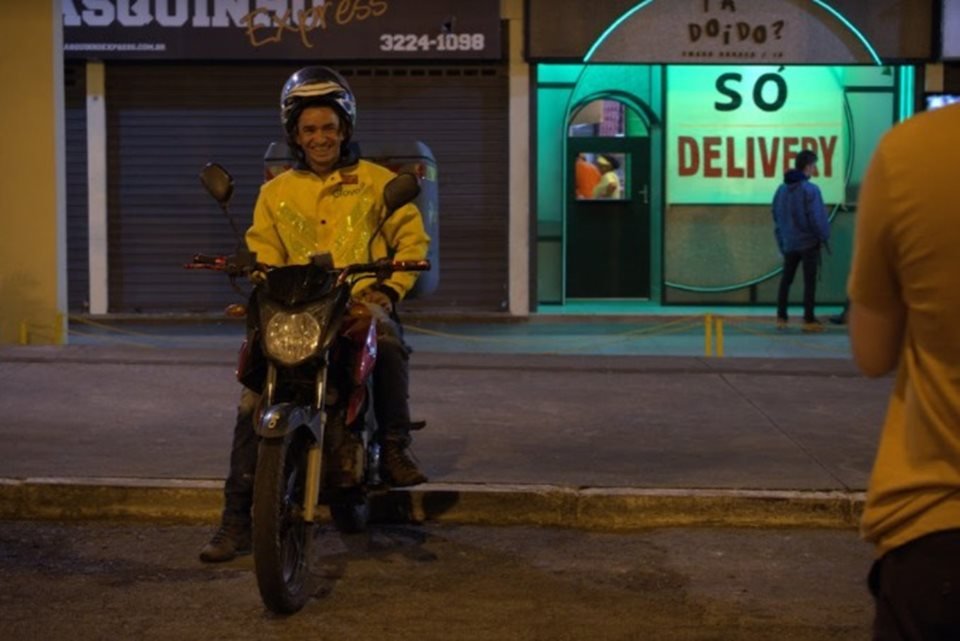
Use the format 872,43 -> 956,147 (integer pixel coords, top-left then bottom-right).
847,138 -> 904,378
849,301 -> 905,377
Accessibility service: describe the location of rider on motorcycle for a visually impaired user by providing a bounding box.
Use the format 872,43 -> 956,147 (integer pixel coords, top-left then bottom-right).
200,66 -> 431,563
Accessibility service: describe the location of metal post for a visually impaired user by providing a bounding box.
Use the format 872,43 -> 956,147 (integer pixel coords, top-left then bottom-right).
715,317 -> 725,357
704,313 -> 713,357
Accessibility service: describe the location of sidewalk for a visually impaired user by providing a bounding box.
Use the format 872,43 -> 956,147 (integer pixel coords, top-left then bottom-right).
0,315 -> 887,529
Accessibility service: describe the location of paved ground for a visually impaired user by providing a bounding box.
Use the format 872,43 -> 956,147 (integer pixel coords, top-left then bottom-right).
1,316 -> 884,637
0,520 -> 874,641
0,314 -> 887,528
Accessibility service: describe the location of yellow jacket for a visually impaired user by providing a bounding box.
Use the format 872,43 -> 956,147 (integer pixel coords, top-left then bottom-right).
245,159 -> 430,300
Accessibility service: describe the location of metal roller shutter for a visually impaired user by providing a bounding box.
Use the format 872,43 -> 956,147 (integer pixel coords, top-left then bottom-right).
105,63 -> 508,313
65,63 -> 88,312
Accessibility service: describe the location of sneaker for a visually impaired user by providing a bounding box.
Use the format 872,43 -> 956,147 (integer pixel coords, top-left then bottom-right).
381,434 -> 428,487
776,318 -> 788,330
199,523 -> 251,563
802,320 -> 825,334
828,313 -> 847,325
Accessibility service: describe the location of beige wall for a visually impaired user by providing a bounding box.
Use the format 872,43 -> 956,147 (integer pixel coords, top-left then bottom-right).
0,1 -> 66,344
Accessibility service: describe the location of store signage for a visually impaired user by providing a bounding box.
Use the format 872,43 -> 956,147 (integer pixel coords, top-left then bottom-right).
667,65 -> 845,204
63,0 -> 501,60
586,0 -> 876,65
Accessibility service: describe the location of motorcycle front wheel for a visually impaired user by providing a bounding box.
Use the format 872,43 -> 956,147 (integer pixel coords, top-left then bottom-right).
253,430 -> 316,614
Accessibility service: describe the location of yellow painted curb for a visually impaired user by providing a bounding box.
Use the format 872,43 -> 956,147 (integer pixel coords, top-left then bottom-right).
0,479 -> 864,529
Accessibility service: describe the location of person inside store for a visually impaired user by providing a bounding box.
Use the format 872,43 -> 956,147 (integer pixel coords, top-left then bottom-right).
771,149 -> 830,333
575,153 -> 601,199
850,100 -> 960,640
200,66 -> 431,563
592,154 -> 622,199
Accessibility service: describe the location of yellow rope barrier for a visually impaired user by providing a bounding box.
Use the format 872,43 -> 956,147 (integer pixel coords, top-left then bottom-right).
554,317 -> 704,354
404,315 -> 704,352
68,315 -> 170,338
66,328 -> 159,349
719,316 -> 848,355
50,311 -> 847,357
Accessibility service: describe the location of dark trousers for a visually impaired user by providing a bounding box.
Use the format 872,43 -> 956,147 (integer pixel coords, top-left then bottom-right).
869,529 -> 960,640
221,316 -> 412,524
776,246 -> 820,322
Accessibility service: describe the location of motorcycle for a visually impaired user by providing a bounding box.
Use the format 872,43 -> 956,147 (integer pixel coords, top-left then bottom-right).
188,162 -> 429,614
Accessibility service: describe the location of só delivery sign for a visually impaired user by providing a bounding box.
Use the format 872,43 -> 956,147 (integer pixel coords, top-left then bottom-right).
667,65 -> 845,204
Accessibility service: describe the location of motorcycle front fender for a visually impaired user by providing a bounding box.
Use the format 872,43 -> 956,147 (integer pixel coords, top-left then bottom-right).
256,402 -> 322,441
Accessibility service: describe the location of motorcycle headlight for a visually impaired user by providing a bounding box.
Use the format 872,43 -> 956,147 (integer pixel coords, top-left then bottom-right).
263,311 -> 321,366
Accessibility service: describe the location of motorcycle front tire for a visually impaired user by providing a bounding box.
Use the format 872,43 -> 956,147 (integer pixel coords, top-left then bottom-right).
253,431 -> 316,614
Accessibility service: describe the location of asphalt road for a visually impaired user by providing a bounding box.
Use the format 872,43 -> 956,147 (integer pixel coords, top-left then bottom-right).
1,521 -> 875,640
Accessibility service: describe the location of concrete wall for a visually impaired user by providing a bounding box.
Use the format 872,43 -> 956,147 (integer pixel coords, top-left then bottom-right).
503,0 -> 530,315
0,1 -> 66,344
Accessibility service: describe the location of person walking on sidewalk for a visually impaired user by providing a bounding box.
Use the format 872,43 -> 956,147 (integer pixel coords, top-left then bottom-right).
200,66 -> 431,563
849,102 -> 960,638
771,149 -> 830,333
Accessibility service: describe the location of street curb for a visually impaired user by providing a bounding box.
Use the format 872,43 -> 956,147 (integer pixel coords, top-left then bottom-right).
0,478 -> 865,529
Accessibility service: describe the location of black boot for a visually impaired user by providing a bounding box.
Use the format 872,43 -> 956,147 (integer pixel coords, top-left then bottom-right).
199,521 -> 251,563
381,430 -> 427,487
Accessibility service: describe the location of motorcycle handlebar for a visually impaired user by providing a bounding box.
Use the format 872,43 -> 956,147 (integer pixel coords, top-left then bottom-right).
185,255 -> 431,281
342,259 -> 431,274
336,259 -> 432,285
184,254 -> 251,275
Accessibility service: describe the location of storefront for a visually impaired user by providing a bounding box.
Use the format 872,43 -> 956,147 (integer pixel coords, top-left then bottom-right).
63,0 -> 509,313
527,0 -> 934,311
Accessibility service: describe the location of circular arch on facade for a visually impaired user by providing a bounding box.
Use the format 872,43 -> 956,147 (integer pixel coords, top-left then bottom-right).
563,1 -> 878,295
583,0 -> 882,66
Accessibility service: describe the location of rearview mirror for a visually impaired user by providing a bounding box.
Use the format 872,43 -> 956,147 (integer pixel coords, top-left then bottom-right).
383,172 -> 420,214
199,162 -> 234,206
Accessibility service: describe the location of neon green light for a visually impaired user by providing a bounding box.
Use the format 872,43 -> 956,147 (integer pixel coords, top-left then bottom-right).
812,0 -> 882,65
584,0 -> 882,65
538,64 -> 585,84
898,66 -> 916,121
583,0 -> 654,62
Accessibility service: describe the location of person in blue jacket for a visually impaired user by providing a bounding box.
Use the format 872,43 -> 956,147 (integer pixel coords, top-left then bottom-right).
772,149 -> 831,333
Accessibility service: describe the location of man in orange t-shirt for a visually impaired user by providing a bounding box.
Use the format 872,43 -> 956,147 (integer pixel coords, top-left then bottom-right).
575,153 -> 600,199
849,102 -> 960,638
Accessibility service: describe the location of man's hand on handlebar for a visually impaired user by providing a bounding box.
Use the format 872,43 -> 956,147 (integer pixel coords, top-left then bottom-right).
353,286 -> 395,315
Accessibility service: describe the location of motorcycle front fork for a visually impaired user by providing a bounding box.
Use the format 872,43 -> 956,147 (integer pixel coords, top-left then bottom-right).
302,365 -> 327,523
263,363 -> 326,523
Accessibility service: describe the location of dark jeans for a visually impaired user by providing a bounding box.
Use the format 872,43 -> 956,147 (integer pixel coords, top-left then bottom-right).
777,246 -> 820,322
868,529 -> 960,640
221,315 -> 413,524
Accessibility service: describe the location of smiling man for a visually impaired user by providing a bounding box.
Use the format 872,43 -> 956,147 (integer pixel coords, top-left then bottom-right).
200,66 -> 430,563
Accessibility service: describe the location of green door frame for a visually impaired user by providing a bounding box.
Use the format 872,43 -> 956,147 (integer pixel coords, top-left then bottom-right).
565,136 -> 652,299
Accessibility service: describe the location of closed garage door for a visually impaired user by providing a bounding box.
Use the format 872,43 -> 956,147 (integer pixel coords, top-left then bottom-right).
65,62 -> 89,312
103,63 -> 508,313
